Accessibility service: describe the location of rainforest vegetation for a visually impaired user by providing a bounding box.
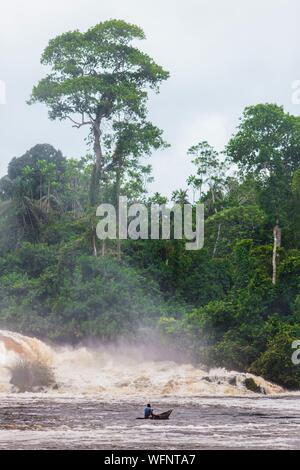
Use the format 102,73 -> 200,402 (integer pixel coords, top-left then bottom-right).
1,20 -> 300,388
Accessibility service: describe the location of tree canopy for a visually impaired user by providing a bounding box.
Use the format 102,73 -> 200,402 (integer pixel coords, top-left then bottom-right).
29,20 -> 169,204
1,20 -> 300,389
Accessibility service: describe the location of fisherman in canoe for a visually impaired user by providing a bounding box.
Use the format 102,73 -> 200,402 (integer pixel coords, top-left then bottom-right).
144,403 -> 154,419
140,405 -> 173,420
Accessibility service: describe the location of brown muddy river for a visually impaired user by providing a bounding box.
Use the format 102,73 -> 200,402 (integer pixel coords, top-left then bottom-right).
0,395 -> 300,449
1,330 -> 300,450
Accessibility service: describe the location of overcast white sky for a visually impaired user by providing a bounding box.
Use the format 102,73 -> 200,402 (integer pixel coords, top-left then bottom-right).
0,0 -> 299,196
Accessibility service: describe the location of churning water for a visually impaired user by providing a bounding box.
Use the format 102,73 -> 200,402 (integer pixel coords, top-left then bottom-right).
0,329 -> 300,449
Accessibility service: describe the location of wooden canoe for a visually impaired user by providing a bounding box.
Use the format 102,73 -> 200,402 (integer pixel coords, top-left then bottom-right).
137,409 -> 173,420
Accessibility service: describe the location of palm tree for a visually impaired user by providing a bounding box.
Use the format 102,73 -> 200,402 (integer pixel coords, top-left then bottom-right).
0,177 -> 46,244
171,189 -> 189,206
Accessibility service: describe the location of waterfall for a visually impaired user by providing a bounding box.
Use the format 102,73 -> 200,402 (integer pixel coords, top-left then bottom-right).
0,330 -> 283,396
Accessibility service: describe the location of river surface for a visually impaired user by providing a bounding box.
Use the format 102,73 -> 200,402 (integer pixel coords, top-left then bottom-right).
0,395 -> 300,449
0,330 -> 300,450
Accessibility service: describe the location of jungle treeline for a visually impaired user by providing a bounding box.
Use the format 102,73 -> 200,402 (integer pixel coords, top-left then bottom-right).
1,20 -> 300,388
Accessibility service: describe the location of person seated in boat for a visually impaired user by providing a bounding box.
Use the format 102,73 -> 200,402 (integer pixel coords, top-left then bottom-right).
144,404 -> 154,419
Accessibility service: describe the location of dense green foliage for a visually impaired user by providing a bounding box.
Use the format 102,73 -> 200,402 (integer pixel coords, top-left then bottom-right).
28,19 -> 169,205
1,21 -> 300,389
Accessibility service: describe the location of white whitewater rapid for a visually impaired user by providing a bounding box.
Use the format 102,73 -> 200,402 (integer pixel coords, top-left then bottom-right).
0,330 -> 283,397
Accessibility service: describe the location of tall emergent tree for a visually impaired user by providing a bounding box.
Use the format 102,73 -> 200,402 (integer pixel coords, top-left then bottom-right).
226,103 -> 300,283
226,104 -> 300,222
29,20 -> 169,204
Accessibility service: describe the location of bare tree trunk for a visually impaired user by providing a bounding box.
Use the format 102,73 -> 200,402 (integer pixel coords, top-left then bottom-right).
272,222 -> 281,285
89,119 -> 103,205
92,233 -> 97,257
94,122 -> 102,174
116,163 -> 121,261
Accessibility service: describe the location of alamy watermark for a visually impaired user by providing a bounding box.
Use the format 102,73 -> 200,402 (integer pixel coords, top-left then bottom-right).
96,197 -> 204,251
0,80 -> 6,105
292,340 -> 300,365
291,80 -> 300,105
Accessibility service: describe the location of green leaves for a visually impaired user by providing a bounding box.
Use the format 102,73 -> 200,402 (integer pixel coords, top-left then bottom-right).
29,19 -> 169,205
30,19 -> 169,123
249,323 -> 300,389
292,168 -> 300,197
226,103 -> 300,178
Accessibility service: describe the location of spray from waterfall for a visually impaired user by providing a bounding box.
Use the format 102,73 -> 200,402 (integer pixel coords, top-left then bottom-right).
0,329 -> 283,396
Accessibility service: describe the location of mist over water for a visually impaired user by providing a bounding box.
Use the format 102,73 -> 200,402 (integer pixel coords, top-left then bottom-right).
0,330 -> 283,397
2,329 -> 300,450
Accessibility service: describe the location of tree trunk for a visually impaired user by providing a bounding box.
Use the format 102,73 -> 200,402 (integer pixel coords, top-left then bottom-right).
89,119 -> 102,205
92,233 -> 97,257
47,182 -> 50,213
116,162 -> 121,261
272,222 -> 281,285
40,174 -> 43,209
211,186 -> 216,209
94,122 -> 102,174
